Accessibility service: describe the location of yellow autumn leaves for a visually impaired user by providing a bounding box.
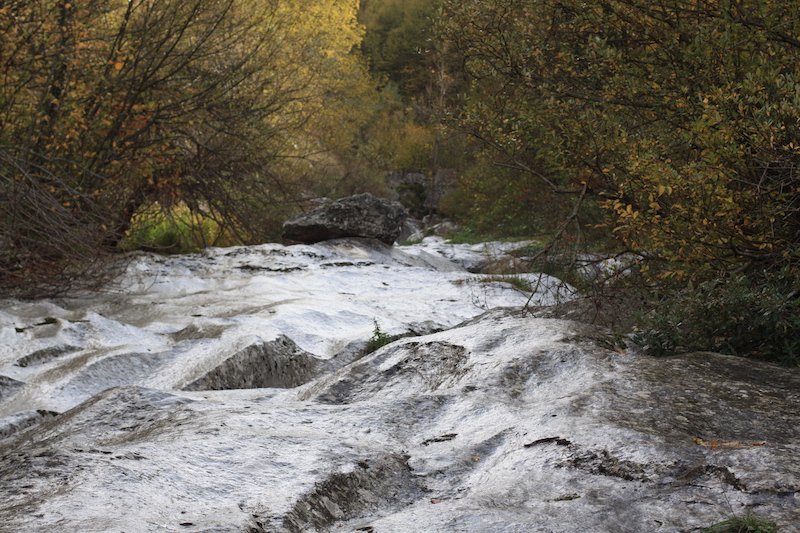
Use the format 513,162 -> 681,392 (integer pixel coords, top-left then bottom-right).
441,0 -> 800,283
0,0 -> 384,296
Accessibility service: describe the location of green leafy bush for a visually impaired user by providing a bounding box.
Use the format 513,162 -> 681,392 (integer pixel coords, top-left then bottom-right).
439,162 -> 564,240
441,0 -> 800,285
635,268 -> 800,366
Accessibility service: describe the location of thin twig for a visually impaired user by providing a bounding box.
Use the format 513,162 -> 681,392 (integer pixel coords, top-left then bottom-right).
522,182 -> 589,315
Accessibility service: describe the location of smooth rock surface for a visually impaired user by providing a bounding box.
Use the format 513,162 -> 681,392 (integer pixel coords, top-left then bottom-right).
282,193 -> 407,245
0,237 -> 797,533
0,237 -> 564,420
0,313 -> 798,532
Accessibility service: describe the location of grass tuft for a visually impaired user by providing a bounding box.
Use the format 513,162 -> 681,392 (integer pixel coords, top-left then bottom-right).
703,513 -> 778,533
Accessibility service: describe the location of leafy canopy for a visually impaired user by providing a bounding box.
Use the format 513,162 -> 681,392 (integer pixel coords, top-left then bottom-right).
441,0 -> 800,282
0,0 -> 371,296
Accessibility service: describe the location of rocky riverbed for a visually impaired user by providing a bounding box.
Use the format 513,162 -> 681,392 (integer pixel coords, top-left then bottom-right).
0,237 -> 798,533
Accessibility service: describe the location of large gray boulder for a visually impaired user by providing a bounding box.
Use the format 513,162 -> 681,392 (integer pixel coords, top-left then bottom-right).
0,312 -> 798,532
283,193 -> 407,245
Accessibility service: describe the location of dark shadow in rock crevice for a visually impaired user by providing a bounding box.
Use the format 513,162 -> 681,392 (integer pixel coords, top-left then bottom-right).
0,409 -> 59,441
0,375 -> 25,402
306,341 -> 470,405
280,453 -> 424,533
15,345 -> 82,367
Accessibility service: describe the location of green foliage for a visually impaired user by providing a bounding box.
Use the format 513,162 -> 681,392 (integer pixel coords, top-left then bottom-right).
122,205 -> 240,254
437,0 -> 800,362
440,163 -> 568,239
635,268 -> 800,366
396,182 -> 427,218
358,0 -> 468,175
0,0 -> 383,295
703,513 -> 778,533
440,0 -> 800,283
473,275 -> 531,293
359,0 -> 441,95
353,85 -> 438,172
365,319 -> 394,353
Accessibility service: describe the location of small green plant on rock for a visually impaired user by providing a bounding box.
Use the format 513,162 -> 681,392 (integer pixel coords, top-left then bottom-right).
703,512 -> 778,533
468,275 -> 531,293
365,319 -> 393,354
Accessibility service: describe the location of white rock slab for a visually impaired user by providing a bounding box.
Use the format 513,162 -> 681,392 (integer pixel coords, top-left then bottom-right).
0,313 -> 797,532
0,238 -> 572,418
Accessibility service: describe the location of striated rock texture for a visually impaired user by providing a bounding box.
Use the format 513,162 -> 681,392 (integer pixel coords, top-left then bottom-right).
282,193 -> 407,245
0,311 -> 798,533
182,335 -> 320,392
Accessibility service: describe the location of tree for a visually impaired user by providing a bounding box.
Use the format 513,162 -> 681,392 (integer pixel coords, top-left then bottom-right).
359,0 -> 440,95
440,0 -> 800,282
0,0 -> 369,297
355,0 -> 470,179
438,0 -> 800,363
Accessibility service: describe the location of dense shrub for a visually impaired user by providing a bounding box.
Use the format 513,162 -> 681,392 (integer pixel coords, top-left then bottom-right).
635,268 -> 800,366
440,0 -> 800,284
440,162 -> 577,239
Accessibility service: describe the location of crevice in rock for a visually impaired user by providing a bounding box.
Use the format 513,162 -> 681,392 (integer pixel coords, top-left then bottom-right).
411,430 -> 511,494
536,437 -> 759,489
238,264 -> 303,273
307,341 -> 470,404
171,324 -> 231,342
567,449 -> 660,482
15,345 -> 82,367
524,436 -> 572,447
557,446 -> 770,496
280,453 -> 424,533
704,464 -> 747,491
0,410 -> 60,441
182,336 -> 321,391
0,375 -> 25,402
673,463 -> 768,494
396,341 -> 469,391
557,446 -> 675,483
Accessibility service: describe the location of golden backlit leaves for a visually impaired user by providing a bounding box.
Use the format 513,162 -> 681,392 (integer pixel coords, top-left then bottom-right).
0,0 -> 382,284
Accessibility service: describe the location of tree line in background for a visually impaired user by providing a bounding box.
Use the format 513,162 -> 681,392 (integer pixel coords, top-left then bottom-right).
1,0 -> 798,364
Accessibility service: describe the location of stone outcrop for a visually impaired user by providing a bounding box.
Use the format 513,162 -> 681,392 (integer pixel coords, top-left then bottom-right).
182,335 -> 320,391
282,193 -> 407,245
0,311 -> 798,532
